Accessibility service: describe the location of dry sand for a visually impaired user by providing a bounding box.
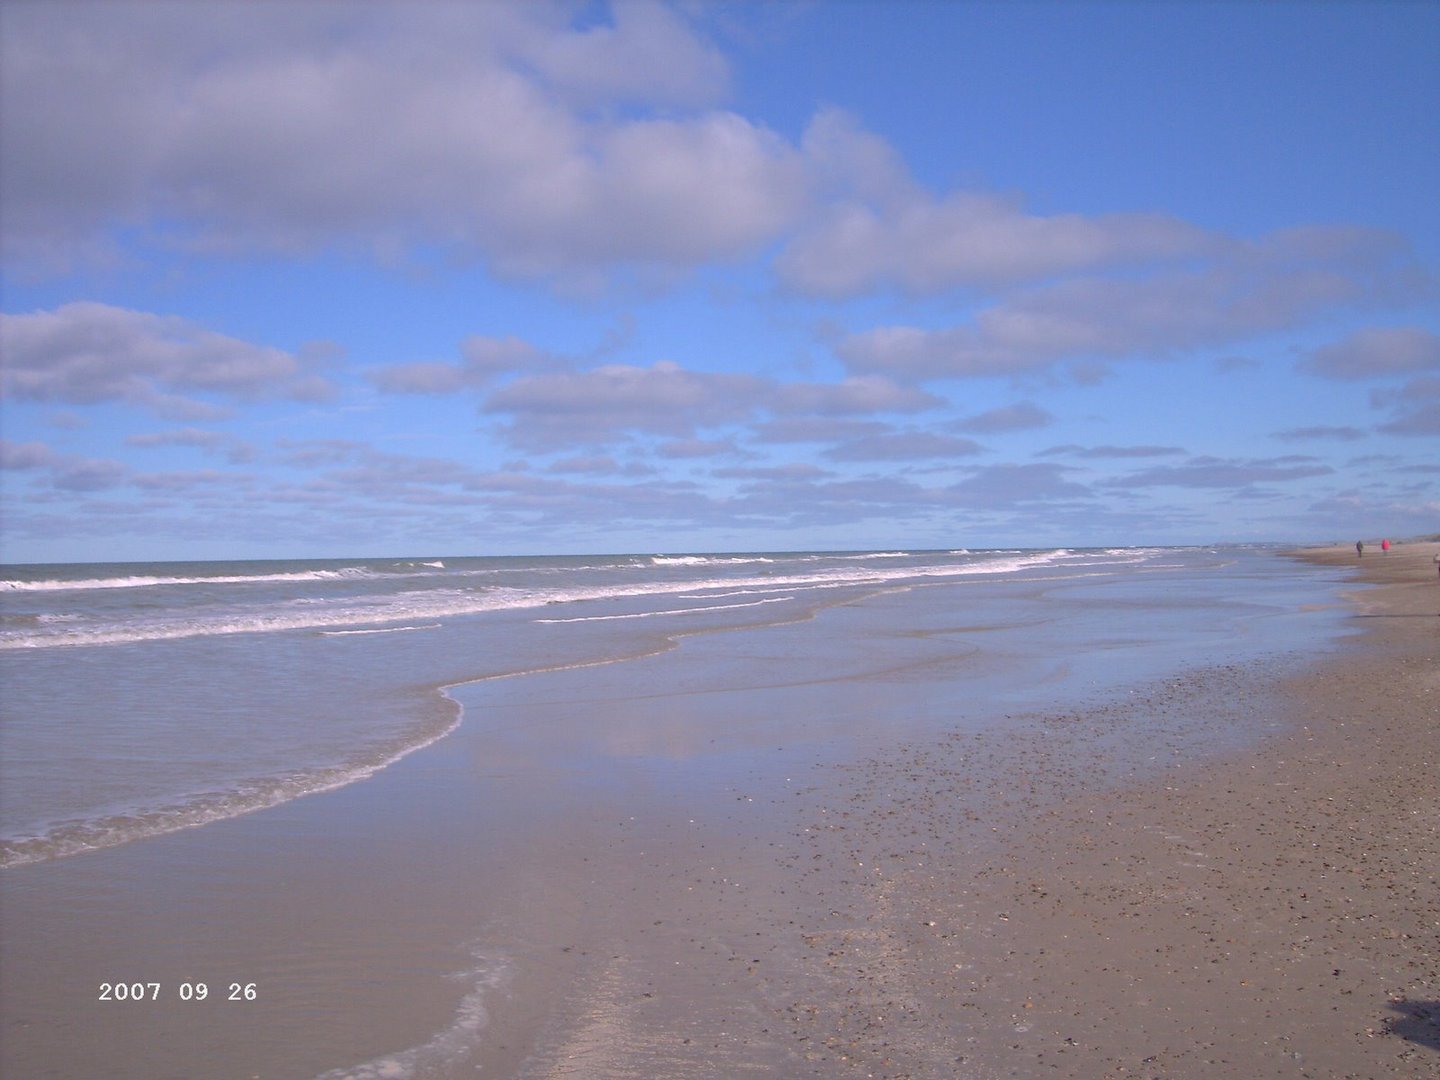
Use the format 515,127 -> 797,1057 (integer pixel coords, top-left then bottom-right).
766,544 -> 1438,1078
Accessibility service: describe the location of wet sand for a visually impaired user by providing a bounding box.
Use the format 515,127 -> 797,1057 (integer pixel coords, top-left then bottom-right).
761,543 -> 1438,1077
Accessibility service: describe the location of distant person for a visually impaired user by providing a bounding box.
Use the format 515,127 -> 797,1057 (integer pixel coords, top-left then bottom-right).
1382,539 -> 1391,553
1434,551 -> 1439,580
1356,540 -> 1364,557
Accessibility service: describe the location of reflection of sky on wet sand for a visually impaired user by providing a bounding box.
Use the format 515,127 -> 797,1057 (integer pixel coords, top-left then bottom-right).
451,558 -> 1351,791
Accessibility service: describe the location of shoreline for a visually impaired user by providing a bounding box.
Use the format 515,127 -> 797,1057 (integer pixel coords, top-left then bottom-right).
2,546 -> 1434,1078
767,543 -> 1438,1076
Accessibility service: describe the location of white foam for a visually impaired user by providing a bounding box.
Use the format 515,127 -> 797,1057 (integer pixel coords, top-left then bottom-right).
0,567 -> 371,592
1,549 -> 1081,650
534,596 -> 791,623
0,697 -> 466,869
319,624 -> 443,637
312,948 -> 510,1080
650,554 -> 774,567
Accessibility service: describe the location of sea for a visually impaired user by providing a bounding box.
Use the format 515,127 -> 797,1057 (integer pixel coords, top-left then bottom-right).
0,545 -> 1346,871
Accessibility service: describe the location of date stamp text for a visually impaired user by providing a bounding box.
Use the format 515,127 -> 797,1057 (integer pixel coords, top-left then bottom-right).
98,982 -> 257,1002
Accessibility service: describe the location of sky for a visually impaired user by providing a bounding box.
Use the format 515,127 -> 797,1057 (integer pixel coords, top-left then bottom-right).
1,0 -> 1437,563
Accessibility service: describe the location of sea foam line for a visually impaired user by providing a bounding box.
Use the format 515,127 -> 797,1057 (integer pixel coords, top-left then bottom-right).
319,623 -> 443,637
0,696 -> 465,870
2,632 -> 697,870
650,554 -> 775,566
1,549 -> 1082,649
313,947 -> 511,1080
534,596 -> 791,623
0,567 -> 373,592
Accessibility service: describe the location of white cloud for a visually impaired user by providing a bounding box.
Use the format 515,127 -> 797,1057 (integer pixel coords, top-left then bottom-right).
50,458 -> 131,492
1039,444 -> 1187,459
1271,426 -> 1368,443
0,438 -> 56,470
770,376 -> 941,416
524,1 -> 729,108
798,108 -> 912,208
657,438 -> 742,459
0,302 -> 335,413
372,335 -> 554,393
1373,374 -> 1440,436
1110,455 -> 1333,490
484,360 -> 769,448
126,428 -> 228,450
369,362 -> 472,396
1379,405 -> 1440,436
0,1 -> 802,279
4,5 -> 1250,299
125,427 -> 257,463
132,469 -> 254,493
780,194 -> 1213,297
1298,326 -> 1440,380
824,431 -> 984,462
954,402 -> 1054,433
945,463 -> 1092,508
836,230 -> 1421,381
724,472 -> 939,528
546,455 -> 626,475
0,437 -> 130,491
715,463 -> 831,482
750,418 -> 888,444
482,360 -> 943,452
777,108 -> 1216,297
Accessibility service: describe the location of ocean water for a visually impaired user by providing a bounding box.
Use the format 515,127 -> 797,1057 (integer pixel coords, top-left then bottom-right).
0,546 -> 1340,871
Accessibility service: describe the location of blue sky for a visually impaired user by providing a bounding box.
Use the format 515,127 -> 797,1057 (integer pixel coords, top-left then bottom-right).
2,0 -> 1436,563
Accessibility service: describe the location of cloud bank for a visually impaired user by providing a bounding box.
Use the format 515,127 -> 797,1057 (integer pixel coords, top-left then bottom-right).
0,302 -> 334,417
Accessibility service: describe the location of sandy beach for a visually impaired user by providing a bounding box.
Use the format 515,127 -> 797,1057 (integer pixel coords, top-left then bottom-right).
760,543 -> 1439,1078
1,546 -> 1435,1079
449,545 -> 1440,1078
